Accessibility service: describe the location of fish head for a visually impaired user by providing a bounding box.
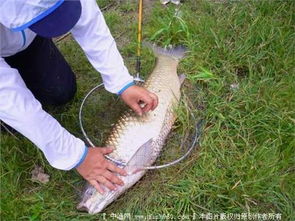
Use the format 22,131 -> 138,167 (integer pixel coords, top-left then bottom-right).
77,139 -> 155,214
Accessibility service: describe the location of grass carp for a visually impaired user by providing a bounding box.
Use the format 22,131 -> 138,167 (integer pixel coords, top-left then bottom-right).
77,45 -> 186,214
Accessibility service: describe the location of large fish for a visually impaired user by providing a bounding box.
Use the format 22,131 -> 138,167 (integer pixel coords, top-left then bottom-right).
77,45 -> 186,214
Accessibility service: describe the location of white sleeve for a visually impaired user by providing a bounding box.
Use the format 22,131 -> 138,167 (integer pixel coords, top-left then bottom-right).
0,58 -> 87,170
70,0 -> 134,94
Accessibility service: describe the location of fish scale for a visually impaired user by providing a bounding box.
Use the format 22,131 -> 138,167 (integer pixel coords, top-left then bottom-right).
77,45 -> 186,214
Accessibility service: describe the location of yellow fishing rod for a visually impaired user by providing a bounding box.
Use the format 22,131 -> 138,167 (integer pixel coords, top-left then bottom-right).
135,0 -> 144,82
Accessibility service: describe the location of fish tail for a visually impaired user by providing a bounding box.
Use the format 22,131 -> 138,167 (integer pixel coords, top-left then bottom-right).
145,42 -> 187,60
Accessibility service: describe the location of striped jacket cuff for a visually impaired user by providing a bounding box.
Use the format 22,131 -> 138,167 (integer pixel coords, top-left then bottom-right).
117,81 -> 135,95
73,145 -> 88,168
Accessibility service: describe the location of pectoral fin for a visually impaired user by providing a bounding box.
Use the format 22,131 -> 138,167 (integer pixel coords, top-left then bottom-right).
125,138 -> 154,174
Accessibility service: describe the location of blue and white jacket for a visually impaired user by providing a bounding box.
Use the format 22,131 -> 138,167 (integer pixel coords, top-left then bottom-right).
0,0 -> 134,170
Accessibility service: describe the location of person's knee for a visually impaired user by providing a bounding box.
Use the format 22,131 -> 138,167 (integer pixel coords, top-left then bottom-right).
50,80 -> 77,105
54,82 -> 77,105
35,76 -> 77,106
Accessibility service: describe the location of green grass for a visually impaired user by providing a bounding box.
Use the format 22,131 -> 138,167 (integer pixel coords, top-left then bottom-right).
1,0 -> 294,220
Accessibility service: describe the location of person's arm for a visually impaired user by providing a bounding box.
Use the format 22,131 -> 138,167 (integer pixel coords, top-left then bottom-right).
70,0 -> 158,114
0,58 -> 86,170
70,0 -> 133,94
0,58 -> 126,192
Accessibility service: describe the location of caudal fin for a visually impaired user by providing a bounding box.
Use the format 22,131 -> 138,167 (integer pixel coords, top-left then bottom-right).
144,42 -> 187,60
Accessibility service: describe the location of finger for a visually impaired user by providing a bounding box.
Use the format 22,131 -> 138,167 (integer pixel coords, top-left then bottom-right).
141,95 -> 153,113
97,176 -> 117,191
142,103 -> 152,113
149,92 -> 158,110
89,180 -> 105,194
98,147 -> 114,155
103,171 -> 124,186
130,103 -> 143,116
107,162 -> 127,176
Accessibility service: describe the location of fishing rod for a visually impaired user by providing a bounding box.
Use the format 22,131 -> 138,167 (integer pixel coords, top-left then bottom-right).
134,0 -> 144,83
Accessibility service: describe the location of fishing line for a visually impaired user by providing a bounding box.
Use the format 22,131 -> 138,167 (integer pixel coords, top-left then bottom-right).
140,118 -> 203,170
78,83 -> 126,167
78,82 -> 203,170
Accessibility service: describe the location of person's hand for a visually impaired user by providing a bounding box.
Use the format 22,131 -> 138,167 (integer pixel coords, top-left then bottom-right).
120,85 -> 158,116
76,147 -> 127,194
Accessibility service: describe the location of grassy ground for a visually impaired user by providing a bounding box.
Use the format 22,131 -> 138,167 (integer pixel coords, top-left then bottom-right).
1,0 -> 294,220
